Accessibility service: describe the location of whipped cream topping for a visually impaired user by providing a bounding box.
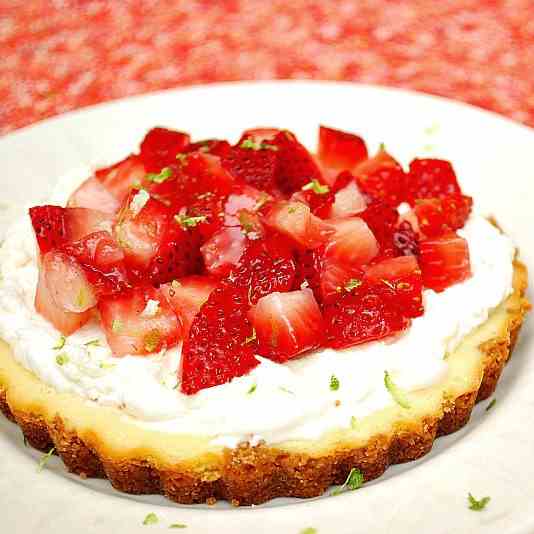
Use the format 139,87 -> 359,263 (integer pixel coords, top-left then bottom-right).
0,167 -> 515,445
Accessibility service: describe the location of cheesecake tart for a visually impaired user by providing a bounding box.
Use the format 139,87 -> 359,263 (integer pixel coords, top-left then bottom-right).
0,125 -> 529,505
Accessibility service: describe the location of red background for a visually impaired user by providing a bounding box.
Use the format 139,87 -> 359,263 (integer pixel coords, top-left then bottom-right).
1,0 -> 533,135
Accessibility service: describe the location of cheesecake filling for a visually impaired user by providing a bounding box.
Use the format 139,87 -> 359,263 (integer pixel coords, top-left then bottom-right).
0,167 -> 515,445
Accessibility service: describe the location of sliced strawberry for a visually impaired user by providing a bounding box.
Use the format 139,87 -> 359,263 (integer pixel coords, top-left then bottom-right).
160,276 -> 217,336
95,154 -> 146,203
330,179 -> 367,218
418,233 -> 471,292
317,125 -> 368,172
358,201 -> 399,258
354,148 -> 406,206
186,192 -> 226,243
61,231 -> 129,296
42,250 -> 97,312
406,159 -> 462,203
35,262 -> 91,335
180,284 -> 259,395
200,226 -> 247,277
114,190 -> 170,270
139,127 -> 190,172
323,280 -> 409,349
290,187 -> 335,219
147,219 -> 202,286
318,258 -> 365,300
238,128 -> 281,145
67,176 -> 120,214
414,194 -> 473,237
98,286 -> 181,356
324,216 -> 379,266
29,205 -> 68,254
248,289 -> 323,362
263,201 -> 335,249
64,207 -> 115,242
224,185 -> 270,226
271,131 -> 324,194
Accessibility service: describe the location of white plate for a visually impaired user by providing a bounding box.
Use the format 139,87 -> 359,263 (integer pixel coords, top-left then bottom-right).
0,81 -> 533,534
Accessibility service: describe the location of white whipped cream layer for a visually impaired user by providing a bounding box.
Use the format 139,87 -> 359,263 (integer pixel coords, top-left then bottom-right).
0,167 -> 515,445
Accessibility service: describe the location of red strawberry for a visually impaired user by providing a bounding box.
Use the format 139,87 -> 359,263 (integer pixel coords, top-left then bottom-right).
200,226 -> 247,277
224,185 -> 270,226
317,257 -> 365,301
180,284 -> 259,395
290,186 -> 335,219
414,194 -> 473,237
263,201 -> 335,249
64,207 -> 115,242
418,233 -> 471,292
271,131 -> 324,194
358,201 -> 399,258
330,179 -> 367,218
238,128 -> 281,145
29,205 -> 68,254
61,231 -> 129,296
406,159 -> 462,203
248,289 -> 324,362
99,285 -> 181,356
186,192 -> 226,243
147,219 -> 202,286
317,125 -> 368,172
41,250 -> 97,312
95,154 -> 146,203
35,262 -> 92,335
140,127 -> 190,172
114,190 -> 170,270
160,276 -> 217,336
354,148 -> 406,206
67,177 -> 120,214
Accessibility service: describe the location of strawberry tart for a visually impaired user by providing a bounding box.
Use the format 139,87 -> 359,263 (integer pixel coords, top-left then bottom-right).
0,125 -> 529,505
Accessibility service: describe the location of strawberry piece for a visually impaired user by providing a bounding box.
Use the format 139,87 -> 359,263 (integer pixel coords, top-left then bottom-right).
263,201 -> 335,249
180,284 -> 259,395
358,201 -> 399,258
224,185 -> 270,226
238,128 -> 281,145
140,127 -> 190,172
95,154 -> 146,203
35,262 -> 92,335
67,177 -> 120,214
271,131 -> 324,194
61,231 -> 129,296
114,190 -> 170,270
406,159 -> 462,203
186,192 -> 226,243
418,233 -> 471,292
317,257 -> 365,301
414,194 -> 473,237
99,286 -> 181,356
29,205 -> 68,254
64,207 -> 114,242
290,188 -> 335,219
147,219 -> 202,286
42,250 -> 97,312
248,289 -> 324,362
220,145 -> 278,192
317,125 -> 368,172
160,276 -> 217,336
330,179 -> 367,218
354,148 -> 406,206
364,255 -> 424,317
323,280 -> 410,349
200,226 -> 247,277
393,221 -> 420,256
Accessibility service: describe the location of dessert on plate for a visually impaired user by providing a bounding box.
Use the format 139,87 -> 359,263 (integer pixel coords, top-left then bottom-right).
0,125 -> 529,505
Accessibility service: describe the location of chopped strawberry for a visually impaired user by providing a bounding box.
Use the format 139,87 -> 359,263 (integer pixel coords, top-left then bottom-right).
414,194 -> 473,237
418,233 -> 471,292
324,216 -> 379,266
180,284 -> 259,395
99,286 -> 181,356
317,257 -> 365,301
114,190 -> 170,270
64,207 -> 115,242
358,201 -> 399,258
323,280 -> 410,349
263,201 -> 335,249
271,131 -> 324,194
95,154 -> 146,203
42,250 -> 97,312
393,221 -> 420,256
406,159 -> 462,203
139,127 -> 190,172
238,128 -> 281,145
330,179 -> 367,218
67,177 -> 120,214
317,125 -> 368,172
160,276 -> 217,336
224,185 -> 270,226
291,185 -> 335,219
61,231 -> 129,296
35,262 -> 92,335
200,226 -> 247,277
29,205 -> 68,254
147,219 -> 202,286
354,148 -> 406,206
248,289 -> 323,362
185,192 -> 226,243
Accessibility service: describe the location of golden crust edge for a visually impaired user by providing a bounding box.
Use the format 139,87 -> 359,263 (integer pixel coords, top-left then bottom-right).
0,261 -> 529,506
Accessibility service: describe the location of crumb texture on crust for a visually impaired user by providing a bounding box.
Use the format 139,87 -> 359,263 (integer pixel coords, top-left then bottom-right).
0,262 -> 529,506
